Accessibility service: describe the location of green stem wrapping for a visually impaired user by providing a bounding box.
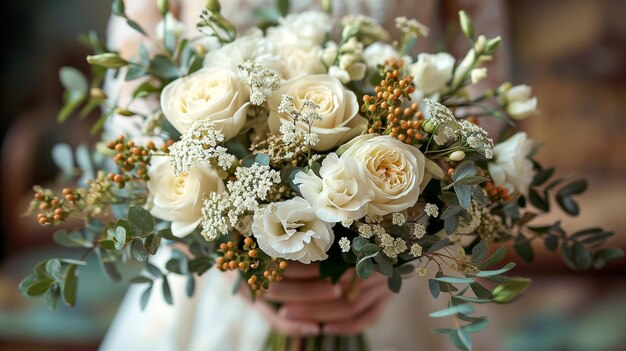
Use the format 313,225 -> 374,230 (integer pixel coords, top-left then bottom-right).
264,331 -> 369,351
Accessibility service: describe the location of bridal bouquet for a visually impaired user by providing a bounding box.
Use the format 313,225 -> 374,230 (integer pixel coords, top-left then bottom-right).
21,1 -> 623,350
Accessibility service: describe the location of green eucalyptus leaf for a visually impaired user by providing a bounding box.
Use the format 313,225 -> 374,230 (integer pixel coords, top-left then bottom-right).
456,176 -> 489,186
492,277 -> 531,303
387,270 -> 402,293
475,262 -> 516,277
45,259 -> 62,280
116,218 -> 142,237
188,257 -> 213,275
556,195 -> 579,216
130,276 -> 153,284
186,275 -> 196,297
479,246 -> 506,269
435,276 -> 475,284
513,234 -> 534,263
131,239 -> 148,261
19,275 -> 39,296
46,285 -> 61,311
453,184 -> 473,209
544,235 -> 559,252
356,257 -> 374,279
373,254 -> 393,277
63,265 -> 78,306
128,206 -> 155,232
470,283 -> 492,299
145,262 -> 163,277
113,226 -> 127,250
162,276 -> 173,305
471,241 -> 488,263
140,283 -> 153,311
150,55 -> 180,79
532,167 -> 554,186
126,19 -> 148,36
558,179 -> 587,196
528,188 -> 549,212
593,248 -> 625,269
429,303 -> 475,318
570,243 -> 592,270
27,279 -> 54,296
456,328 -> 472,350
428,279 -> 441,298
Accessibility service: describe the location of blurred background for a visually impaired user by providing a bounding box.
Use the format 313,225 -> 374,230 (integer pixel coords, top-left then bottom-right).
0,0 -> 624,350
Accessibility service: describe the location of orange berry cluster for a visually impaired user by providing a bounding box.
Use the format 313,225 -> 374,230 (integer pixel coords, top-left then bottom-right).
215,237 -> 288,292
105,135 -> 168,188
484,182 -> 512,202
33,187 -> 81,225
385,103 -> 426,144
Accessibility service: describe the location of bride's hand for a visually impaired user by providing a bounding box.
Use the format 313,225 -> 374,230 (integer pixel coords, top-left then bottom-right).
241,262 -> 391,337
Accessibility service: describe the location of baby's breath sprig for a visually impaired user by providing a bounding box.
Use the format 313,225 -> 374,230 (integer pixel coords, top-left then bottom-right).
105,135 -> 166,188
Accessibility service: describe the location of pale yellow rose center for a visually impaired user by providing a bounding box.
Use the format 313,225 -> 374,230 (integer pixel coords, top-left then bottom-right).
366,148 -> 409,193
178,74 -> 229,114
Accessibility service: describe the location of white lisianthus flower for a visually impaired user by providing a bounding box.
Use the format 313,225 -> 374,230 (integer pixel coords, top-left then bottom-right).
487,132 -> 535,194
276,42 -> 326,79
362,42 -> 400,70
268,74 -> 367,151
161,67 -> 250,141
408,52 -> 455,97
147,156 -> 225,237
252,197 -> 334,264
338,135 -> 444,215
156,13 -> 186,40
267,11 -> 331,47
294,153 -> 374,223
503,84 -> 538,119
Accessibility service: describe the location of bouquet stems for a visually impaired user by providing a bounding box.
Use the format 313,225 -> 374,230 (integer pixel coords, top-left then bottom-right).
265,331 -> 369,351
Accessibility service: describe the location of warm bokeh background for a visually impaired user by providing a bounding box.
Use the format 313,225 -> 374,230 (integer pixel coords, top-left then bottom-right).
0,0 -> 624,350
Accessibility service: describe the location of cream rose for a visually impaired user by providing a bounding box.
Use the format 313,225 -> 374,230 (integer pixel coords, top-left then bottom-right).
147,156 -> 225,237
294,153 -> 374,223
408,53 -> 455,96
339,135 -> 443,215
267,11 -> 331,46
276,43 -> 326,79
268,74 -> 367,151
160,66 -> 250,141
252,197 -> 334,264
487,132 -> 535,194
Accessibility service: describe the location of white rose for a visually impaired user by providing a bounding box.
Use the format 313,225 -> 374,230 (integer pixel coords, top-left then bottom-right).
204,28 -> 282,73
147,156 -> 225,237
161,66 -> 250,141
294,153 -> 374,223
487,132 -> 535,194
339,134 -> 444,215
252,197 -> 334,264
276,43 -> 325,79
268,74 -> 367,151
268,11 -> 331,46
503,85 -> 538,119
408,53 -> 455,96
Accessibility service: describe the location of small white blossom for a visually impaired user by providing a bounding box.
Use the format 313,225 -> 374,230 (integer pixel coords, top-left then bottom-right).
425,203 -> 439,217
341,14 -> 390,45
364,214 -> 384,224
238,60 -> 280,106
395,17 -> 429,37
168,120 -> 232,176
339,237 -> 351,253
410,243 -> 423,257
341,218 -> 354,228
358,224 -> 373,239
416,267 -> 427,276
392,212 -> 406,226
413,223 -> 426,239
382,237 -> 408,259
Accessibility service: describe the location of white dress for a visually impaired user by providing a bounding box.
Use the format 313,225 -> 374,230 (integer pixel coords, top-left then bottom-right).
99,1 -> 507,350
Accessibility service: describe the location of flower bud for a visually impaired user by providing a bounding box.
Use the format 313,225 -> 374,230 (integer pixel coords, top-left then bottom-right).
112,0 -> 125,16
470,67 -> 487,84
486,36 -> 502,54
474,35 -> 486,53
90,87 -> 107,100
422,119 -> 436,134
87,53 -> 128,69
458,10 -> 474,39
114,108 -> 135,117
205,0 -> 221,13
450,150 -> 466,161
322,0 -> 332,14
157,0 -> 169,15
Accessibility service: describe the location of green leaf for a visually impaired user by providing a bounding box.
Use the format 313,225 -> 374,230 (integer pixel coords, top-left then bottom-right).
130,276 -> 153,284
428,237 -> 452,253
356,256 -> 375,279
456,328 -> 472,350
112,0 -> 125,16
145,262 -> 163,277
188,257 -> 213,275
60,67 -> 88,95
453,184 -> 473,209
453,295 -> 492,304
558,179 -> 587,196
475,262 -> 516,277
186,275 -> 196,297
131,239 -> 148,261
140,283 -> 153,311
556,195 -> 579,216
19,275 -> 38,296
593,248 -> 625,269
373,254 -> 393,277
26,279 -> 54,296
59,259 -> 87,266
99,239 -> 116,251
126,19 -> 147,36
435,276 -> 475,284
113,226 -> 127,250
429,303 -> 475,318
116,218 -> 142,237
479,247 -> 506,269
464,317 -> 489,333
45,259 -> 62,280
150,55 -> 180,79
471,241 -> 487,263
145,234 -> 162,255
513,234 -> 534,263
162,276 -> 173,305
63,265 -> 78,306
470,283 -> 492,299
45,285 -> 61,311
456,176 -> 489,186
492,277 -> 531,303
452,161 -> 478,181
532,167 -> 554,186
544,235 -> 559,252
428,279 -> 441,298
528,188 -> 549,212
128,206 -> 155,232
570,243 -> 592,270
387,270 -> 402,293
356,243 -> 380,255
277,0 -> 290,16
